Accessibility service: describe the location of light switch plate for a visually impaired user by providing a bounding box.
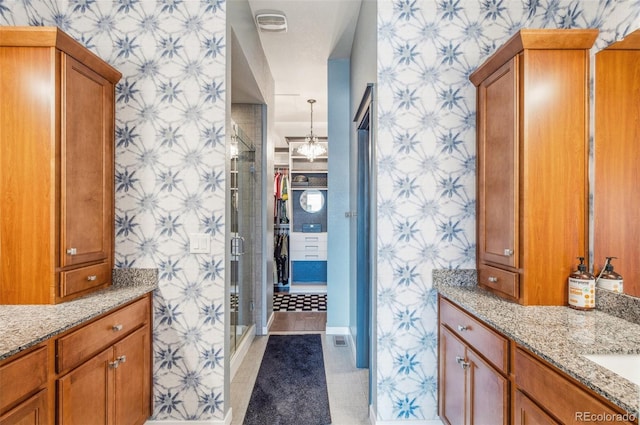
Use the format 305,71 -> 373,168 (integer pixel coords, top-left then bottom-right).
189,233 -> 210,254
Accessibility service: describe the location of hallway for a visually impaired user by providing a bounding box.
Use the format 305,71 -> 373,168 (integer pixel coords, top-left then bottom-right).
231,331 -> 370,425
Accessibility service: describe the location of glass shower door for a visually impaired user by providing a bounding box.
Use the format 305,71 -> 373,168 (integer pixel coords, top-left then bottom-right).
230,125 -> 256,354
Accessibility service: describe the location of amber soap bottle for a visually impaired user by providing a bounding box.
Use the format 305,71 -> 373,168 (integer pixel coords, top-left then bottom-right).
568,257 -> 595,310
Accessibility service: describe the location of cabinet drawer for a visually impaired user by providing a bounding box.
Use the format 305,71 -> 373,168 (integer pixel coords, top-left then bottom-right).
0,346 -> 48,413
514,347 -> 633,424
60,262 -> 111,298
439,297 -> 509,373
290,249 -> 327,261
57,296 -> 149,373
478,265 -> 519,300
290,232 -> 327,246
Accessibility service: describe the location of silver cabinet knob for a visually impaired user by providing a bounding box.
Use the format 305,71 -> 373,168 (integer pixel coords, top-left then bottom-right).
504,249 -> 513,256
66,248 -> 77,255
457,325 -> 469,332
116,355 -> 126,364
455,356 -> 470,369
488,276 -> 498,283
112,324 -> 123,332
87,275 -> 97,281
109,360 -> 119,369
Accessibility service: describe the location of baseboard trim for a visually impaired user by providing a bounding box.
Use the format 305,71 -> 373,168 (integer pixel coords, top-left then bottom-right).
264,311 -> 274,334
325,326 -> 350,335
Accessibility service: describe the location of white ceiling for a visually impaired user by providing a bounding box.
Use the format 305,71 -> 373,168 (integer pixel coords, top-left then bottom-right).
245,0 -> 363,142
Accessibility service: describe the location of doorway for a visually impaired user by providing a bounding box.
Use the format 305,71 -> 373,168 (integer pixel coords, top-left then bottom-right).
354,84 -> 374,371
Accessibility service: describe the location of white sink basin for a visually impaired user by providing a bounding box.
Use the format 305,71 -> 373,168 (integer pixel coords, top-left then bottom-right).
583,354 -> 640,386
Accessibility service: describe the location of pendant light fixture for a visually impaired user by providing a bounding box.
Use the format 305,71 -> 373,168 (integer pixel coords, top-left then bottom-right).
297,99 -> 326,162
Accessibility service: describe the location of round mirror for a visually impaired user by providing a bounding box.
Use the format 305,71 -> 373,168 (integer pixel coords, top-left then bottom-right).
299,189 -> 324,213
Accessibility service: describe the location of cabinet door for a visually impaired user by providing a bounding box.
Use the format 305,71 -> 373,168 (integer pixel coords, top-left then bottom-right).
513,390 -> 559,425
439,326 -> 466,425
60,54 -> 113,268
58,347 -> 112,425
114,326 -> 151,425
0,390 -> 47,425
467,348 -> 508,425
477,57 -> 518,269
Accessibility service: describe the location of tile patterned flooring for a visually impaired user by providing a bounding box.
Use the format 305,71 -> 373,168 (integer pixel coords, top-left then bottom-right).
231,315 -> 370,424
273,292 -> 327,311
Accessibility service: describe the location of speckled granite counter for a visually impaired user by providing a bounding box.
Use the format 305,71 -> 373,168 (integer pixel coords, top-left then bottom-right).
0,268 -> 157,361
434,273 -> 640,418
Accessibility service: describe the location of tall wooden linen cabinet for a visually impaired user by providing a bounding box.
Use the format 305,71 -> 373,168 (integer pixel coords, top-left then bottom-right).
0,27 -> 122,304
470,29 -> 597,305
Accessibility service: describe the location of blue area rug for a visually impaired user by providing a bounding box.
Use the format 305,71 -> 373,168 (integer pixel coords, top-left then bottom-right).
243,334 -> 331,425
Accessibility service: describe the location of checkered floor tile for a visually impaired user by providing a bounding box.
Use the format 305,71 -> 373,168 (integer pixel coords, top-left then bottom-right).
273,293 -> 327,312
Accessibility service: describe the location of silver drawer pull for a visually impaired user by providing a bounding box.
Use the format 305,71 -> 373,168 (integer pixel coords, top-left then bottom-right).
116,355 -> 127,364
504,249 -> 513,256
457,325 -> 469,332
112,324 -> 123,332
488,276 -> 498,283
66,248 -> 77,255
87,275 -> 97,281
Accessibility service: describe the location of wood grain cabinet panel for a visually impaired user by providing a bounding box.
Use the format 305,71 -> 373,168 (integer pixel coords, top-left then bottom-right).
57,297 -> 149,373
471,29 -> 597,305
513,390 -> 559,425
438,297 -> 509,425
514,346 -> 635,425
57,296 -> 152,425
0,27 -> 121,304
0,390 -> 48,425
0,345 -> 48,425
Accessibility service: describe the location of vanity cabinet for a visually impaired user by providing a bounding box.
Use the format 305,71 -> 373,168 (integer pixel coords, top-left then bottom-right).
514,346 -> 635,425
438,297 -> 509,425
0,345 -> 49,425
56,296 -> 151,425
0,27 -> 121,304
470,29 -> 597,305
438,294 -> 637,425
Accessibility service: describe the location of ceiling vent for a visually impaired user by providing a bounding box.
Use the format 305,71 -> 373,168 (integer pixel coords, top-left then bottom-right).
255,13 -> 287,33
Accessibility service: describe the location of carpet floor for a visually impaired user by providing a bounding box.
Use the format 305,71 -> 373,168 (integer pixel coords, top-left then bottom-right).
243,334 -> 331,425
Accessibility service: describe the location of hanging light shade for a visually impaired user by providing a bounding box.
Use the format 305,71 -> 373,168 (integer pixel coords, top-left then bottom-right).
297,99 -> 326,162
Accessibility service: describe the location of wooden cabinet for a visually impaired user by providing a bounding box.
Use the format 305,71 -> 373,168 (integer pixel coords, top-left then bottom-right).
470,29 -> 598,305
438,297 -> 509,425
514,346 -> 635,425
57,326 -> 150,425
439,295 -> 638,425
0,27 -> 121,304
56,296 -> 151,425
0,346 -> 49,425
513,390 -> 559,425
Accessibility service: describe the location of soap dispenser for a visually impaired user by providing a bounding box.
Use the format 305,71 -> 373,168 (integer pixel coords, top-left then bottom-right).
596,257 -> 624,293
568,257 -> 595,310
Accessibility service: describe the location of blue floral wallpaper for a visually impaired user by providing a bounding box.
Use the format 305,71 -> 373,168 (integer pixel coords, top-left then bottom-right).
2,0 -> 640,423
375,0 -> 639,421
2,0 -> 228,421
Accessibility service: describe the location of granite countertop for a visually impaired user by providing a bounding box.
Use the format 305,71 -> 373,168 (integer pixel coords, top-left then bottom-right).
0,269 -> 158,361
435,278 -> 640,417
